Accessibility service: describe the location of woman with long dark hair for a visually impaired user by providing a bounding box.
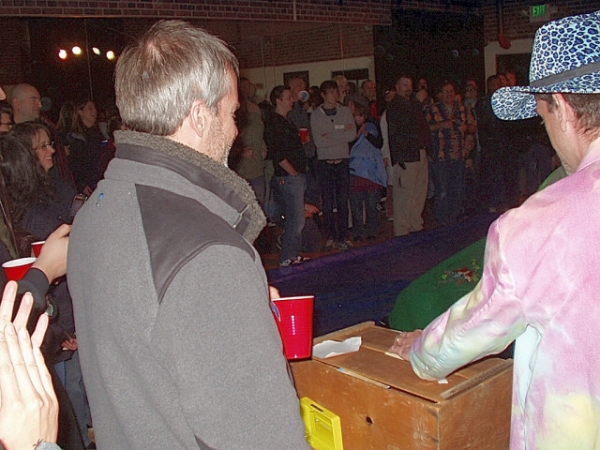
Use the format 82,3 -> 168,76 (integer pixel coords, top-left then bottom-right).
1,130 -> 94,449
8,123 -> 74,236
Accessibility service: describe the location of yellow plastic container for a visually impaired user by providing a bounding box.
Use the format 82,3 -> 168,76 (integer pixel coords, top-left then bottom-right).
300,397 -> 344,450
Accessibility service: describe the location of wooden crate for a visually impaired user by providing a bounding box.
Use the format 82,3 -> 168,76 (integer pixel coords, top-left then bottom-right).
291,322 -> 512,450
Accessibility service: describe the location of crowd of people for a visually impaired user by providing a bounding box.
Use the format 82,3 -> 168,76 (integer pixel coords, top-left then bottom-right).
0,60 -> 557,272
227,63 -> 556,266
0,8 -> 597,450
0,83 -> 102,449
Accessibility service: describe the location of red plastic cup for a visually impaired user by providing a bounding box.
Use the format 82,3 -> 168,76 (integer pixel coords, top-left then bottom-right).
299,128 -> 310,144
2,257 -> 36,281
270,295 -> 314,360
31,241 -> 45,257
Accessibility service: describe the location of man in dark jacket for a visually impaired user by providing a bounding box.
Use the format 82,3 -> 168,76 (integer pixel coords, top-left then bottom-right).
387,75 -> 430,236
68,20 -> 309,450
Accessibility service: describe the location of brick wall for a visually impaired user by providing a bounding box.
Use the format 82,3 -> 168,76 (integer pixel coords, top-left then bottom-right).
0,0 -> 392,25
116,18 -> 373,69
0,19 -> 27,83
235,23 -> 373,69
395,0 -> 481,13
480,0 -> 600,44
3,0 -> 600,88
0,1 -> 389,79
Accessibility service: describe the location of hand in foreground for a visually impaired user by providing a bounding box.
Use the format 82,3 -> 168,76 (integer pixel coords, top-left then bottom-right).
387,329 -> 423,361
0,282 -> 59,449
32,224 -> 71,283
0,282 -> 46,347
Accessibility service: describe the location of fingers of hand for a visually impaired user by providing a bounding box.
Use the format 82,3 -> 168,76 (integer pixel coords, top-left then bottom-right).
49,223 -> 71,240
15,326 -> 47,397
394,331 -> 410,345
0,281 -> 18,330
390,331 -> 421,360
0,324 -> 20,406
0,324 -> 39,407
32,347 -> 58,442
1,323 -> 54,433
30,313 -> 48,349
32,347 -> 53,399
13,292 -> 33,331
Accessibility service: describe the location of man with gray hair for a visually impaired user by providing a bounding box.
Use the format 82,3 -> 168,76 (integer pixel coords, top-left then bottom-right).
68,20 -> 309,449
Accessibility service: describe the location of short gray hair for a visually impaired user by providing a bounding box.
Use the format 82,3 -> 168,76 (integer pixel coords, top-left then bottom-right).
115,20 -> 239,136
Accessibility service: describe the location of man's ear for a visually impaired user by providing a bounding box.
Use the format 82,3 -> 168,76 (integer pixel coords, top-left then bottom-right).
190,101 -> 208,139
553,93 -> 574,132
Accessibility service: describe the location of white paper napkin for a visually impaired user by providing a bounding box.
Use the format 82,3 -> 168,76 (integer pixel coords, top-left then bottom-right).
313,336 -> 362,359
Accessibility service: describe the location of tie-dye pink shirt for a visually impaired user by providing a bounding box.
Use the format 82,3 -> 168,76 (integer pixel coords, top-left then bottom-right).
411,139 -> 600,449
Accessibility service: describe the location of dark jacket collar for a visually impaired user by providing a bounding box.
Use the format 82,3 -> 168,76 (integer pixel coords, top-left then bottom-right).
114,130 -> 265,243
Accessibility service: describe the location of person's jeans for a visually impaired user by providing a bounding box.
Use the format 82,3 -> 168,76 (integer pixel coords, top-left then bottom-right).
349,188 -> 380,238
479,141 -> 505,210
317,159 -> 350,241
275,174 -> 306,262
447,158 -> 465,223
57,351 -> 93,447
65,351 -> 93,446
247,175 -> 266,208
431,160 -> 449,225
432,158 -> 464,226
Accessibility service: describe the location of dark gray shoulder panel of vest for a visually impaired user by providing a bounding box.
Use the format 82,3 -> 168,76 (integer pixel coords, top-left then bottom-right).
136,184 -> 255,304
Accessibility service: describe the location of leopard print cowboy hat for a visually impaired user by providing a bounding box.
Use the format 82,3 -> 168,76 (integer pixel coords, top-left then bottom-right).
492,10 -> 600,121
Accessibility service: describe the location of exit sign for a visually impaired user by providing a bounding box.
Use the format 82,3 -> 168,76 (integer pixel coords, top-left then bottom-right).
531,4 -> 550,22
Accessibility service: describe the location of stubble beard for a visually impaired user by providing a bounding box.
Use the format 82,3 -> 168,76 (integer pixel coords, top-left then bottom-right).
205,116 -> 233,167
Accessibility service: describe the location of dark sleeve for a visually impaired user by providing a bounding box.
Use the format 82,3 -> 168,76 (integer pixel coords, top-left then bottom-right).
387,102 -> 408,164
69,136 -> 98,192
416,106 -> 431,149
365,120 -> 383,149
18,268 -> 51,314
15,268 -> 51,337
265,118 -> 296,168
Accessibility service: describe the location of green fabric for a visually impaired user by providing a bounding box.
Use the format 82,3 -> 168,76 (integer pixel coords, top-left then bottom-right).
389,238 -> 486,331
389,166 -> 568,332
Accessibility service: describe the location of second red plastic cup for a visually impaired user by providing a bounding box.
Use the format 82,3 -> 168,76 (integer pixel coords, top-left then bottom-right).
31,241 -> 45,257
270,295 -> 314,360
2,257 -> 36,281
299,128 -> 310,144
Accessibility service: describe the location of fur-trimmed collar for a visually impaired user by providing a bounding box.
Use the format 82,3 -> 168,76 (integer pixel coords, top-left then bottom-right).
114,130 -> 266,243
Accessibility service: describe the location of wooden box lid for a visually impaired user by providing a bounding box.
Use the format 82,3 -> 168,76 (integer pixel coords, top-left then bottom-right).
313,322 -> 512,403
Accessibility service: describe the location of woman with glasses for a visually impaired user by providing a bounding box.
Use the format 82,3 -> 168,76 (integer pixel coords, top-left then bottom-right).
9,123 -> 75,234
4,126 -> 94,449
